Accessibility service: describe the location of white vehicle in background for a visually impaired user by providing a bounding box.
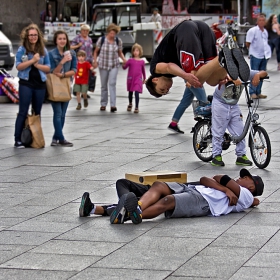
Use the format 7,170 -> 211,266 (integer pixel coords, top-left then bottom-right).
91,2 -> 142,59
43,0 -> 91,43
43,1 -> 142,59
0,23 -> 15,71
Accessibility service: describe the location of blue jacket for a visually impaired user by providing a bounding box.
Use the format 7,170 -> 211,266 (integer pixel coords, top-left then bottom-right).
16,46 -> 50,82
48,48 -> 77,74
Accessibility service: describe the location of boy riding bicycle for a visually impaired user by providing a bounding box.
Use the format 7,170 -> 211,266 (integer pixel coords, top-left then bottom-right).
211,70 -> 268,166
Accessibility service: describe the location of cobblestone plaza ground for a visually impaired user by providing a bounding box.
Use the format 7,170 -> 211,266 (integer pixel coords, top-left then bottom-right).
0,55 -> 280,279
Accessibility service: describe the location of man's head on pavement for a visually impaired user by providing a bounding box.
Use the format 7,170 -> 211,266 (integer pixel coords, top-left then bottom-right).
237,168 -> 264,196
146,75 -> 173,98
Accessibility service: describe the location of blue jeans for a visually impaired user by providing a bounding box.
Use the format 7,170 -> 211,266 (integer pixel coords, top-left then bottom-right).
249,55 -> 268,95
14,84 -> 45,142
172,86 -> 207,122
51,101 -> 69,141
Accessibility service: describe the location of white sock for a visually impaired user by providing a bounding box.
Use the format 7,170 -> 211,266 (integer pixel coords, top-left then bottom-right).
90,205 -> 96,215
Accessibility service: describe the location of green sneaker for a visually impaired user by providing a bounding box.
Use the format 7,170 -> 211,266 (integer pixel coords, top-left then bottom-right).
236,155 -> 253,166
211,155 -> 225,166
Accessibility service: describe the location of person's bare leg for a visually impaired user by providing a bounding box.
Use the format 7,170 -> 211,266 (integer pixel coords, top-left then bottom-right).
205,67 -> 227,86
141,194 -> 175,219
139,181 -> 173,211
195,57 -> 227,86
79,192 -> 109,217
76,92 -> 81,104
94,205 -> 105,215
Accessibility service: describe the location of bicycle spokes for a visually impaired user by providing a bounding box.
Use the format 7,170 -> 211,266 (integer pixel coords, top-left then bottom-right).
249,126 -> 271,169
193,121 -> 213,162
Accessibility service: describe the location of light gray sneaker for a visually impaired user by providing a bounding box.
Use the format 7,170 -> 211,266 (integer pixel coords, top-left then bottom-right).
51,139 -> 59,146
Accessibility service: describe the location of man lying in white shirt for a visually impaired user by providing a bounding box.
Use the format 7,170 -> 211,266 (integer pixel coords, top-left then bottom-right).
79,168 -> 264,225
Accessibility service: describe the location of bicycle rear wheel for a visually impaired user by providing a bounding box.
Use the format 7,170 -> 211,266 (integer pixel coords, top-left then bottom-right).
192,120 -> 213,162
249,126 -> 271,169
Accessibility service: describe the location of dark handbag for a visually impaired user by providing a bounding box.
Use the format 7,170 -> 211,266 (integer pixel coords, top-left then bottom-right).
88,74 -> 96,92
21,126 -> 32,146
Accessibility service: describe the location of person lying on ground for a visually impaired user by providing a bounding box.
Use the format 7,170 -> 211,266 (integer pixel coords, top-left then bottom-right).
146,20 -> 250,98
79,169 -> 263,225
79,179 -> 150,218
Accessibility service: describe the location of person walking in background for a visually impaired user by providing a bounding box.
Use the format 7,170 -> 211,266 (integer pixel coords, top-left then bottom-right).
48,30 -> 77,147
14,24 -> 50,148
246,13 -> 271,99
149,7 -> 162,23
168,86 -> 207,134
93,23 -> 126,113
71,24 -> 95,95
265,14 -> 280,71
122,43 -> 146,114
74,50 -> 95,110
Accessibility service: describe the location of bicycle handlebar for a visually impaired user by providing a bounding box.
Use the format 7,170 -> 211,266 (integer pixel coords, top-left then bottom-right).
241,76 -> 269,86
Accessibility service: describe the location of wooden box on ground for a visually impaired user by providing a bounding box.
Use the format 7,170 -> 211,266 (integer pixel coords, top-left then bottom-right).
125,171 -> 187,185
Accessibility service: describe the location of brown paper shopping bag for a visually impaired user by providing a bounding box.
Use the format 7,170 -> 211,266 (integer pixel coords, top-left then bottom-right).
46,73 -> 71,102
27,113 -> 45,149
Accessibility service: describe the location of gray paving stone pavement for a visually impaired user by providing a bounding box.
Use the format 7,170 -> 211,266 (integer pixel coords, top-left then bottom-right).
0,54 -> 280,279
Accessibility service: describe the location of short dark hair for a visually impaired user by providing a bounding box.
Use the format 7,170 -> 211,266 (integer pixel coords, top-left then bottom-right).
258,12 -> 266,18
145,75 -> 162,98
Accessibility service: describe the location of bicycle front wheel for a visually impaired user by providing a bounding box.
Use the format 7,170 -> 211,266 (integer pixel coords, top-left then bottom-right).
192,120 -> 213,162
249,126 -> 271,169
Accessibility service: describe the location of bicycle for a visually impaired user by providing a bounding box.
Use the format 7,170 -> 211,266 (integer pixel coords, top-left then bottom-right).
191,77 -> 271,169
216,22 -> 240,51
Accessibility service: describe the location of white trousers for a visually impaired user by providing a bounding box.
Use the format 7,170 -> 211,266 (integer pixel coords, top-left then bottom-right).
211,98 -> 246,157
99,67 -> 118,107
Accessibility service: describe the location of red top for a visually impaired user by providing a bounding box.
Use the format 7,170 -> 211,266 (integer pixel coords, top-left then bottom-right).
75,61 -> 92,85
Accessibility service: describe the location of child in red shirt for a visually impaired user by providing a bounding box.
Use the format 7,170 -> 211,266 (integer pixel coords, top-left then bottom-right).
73,50 -> 95,110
